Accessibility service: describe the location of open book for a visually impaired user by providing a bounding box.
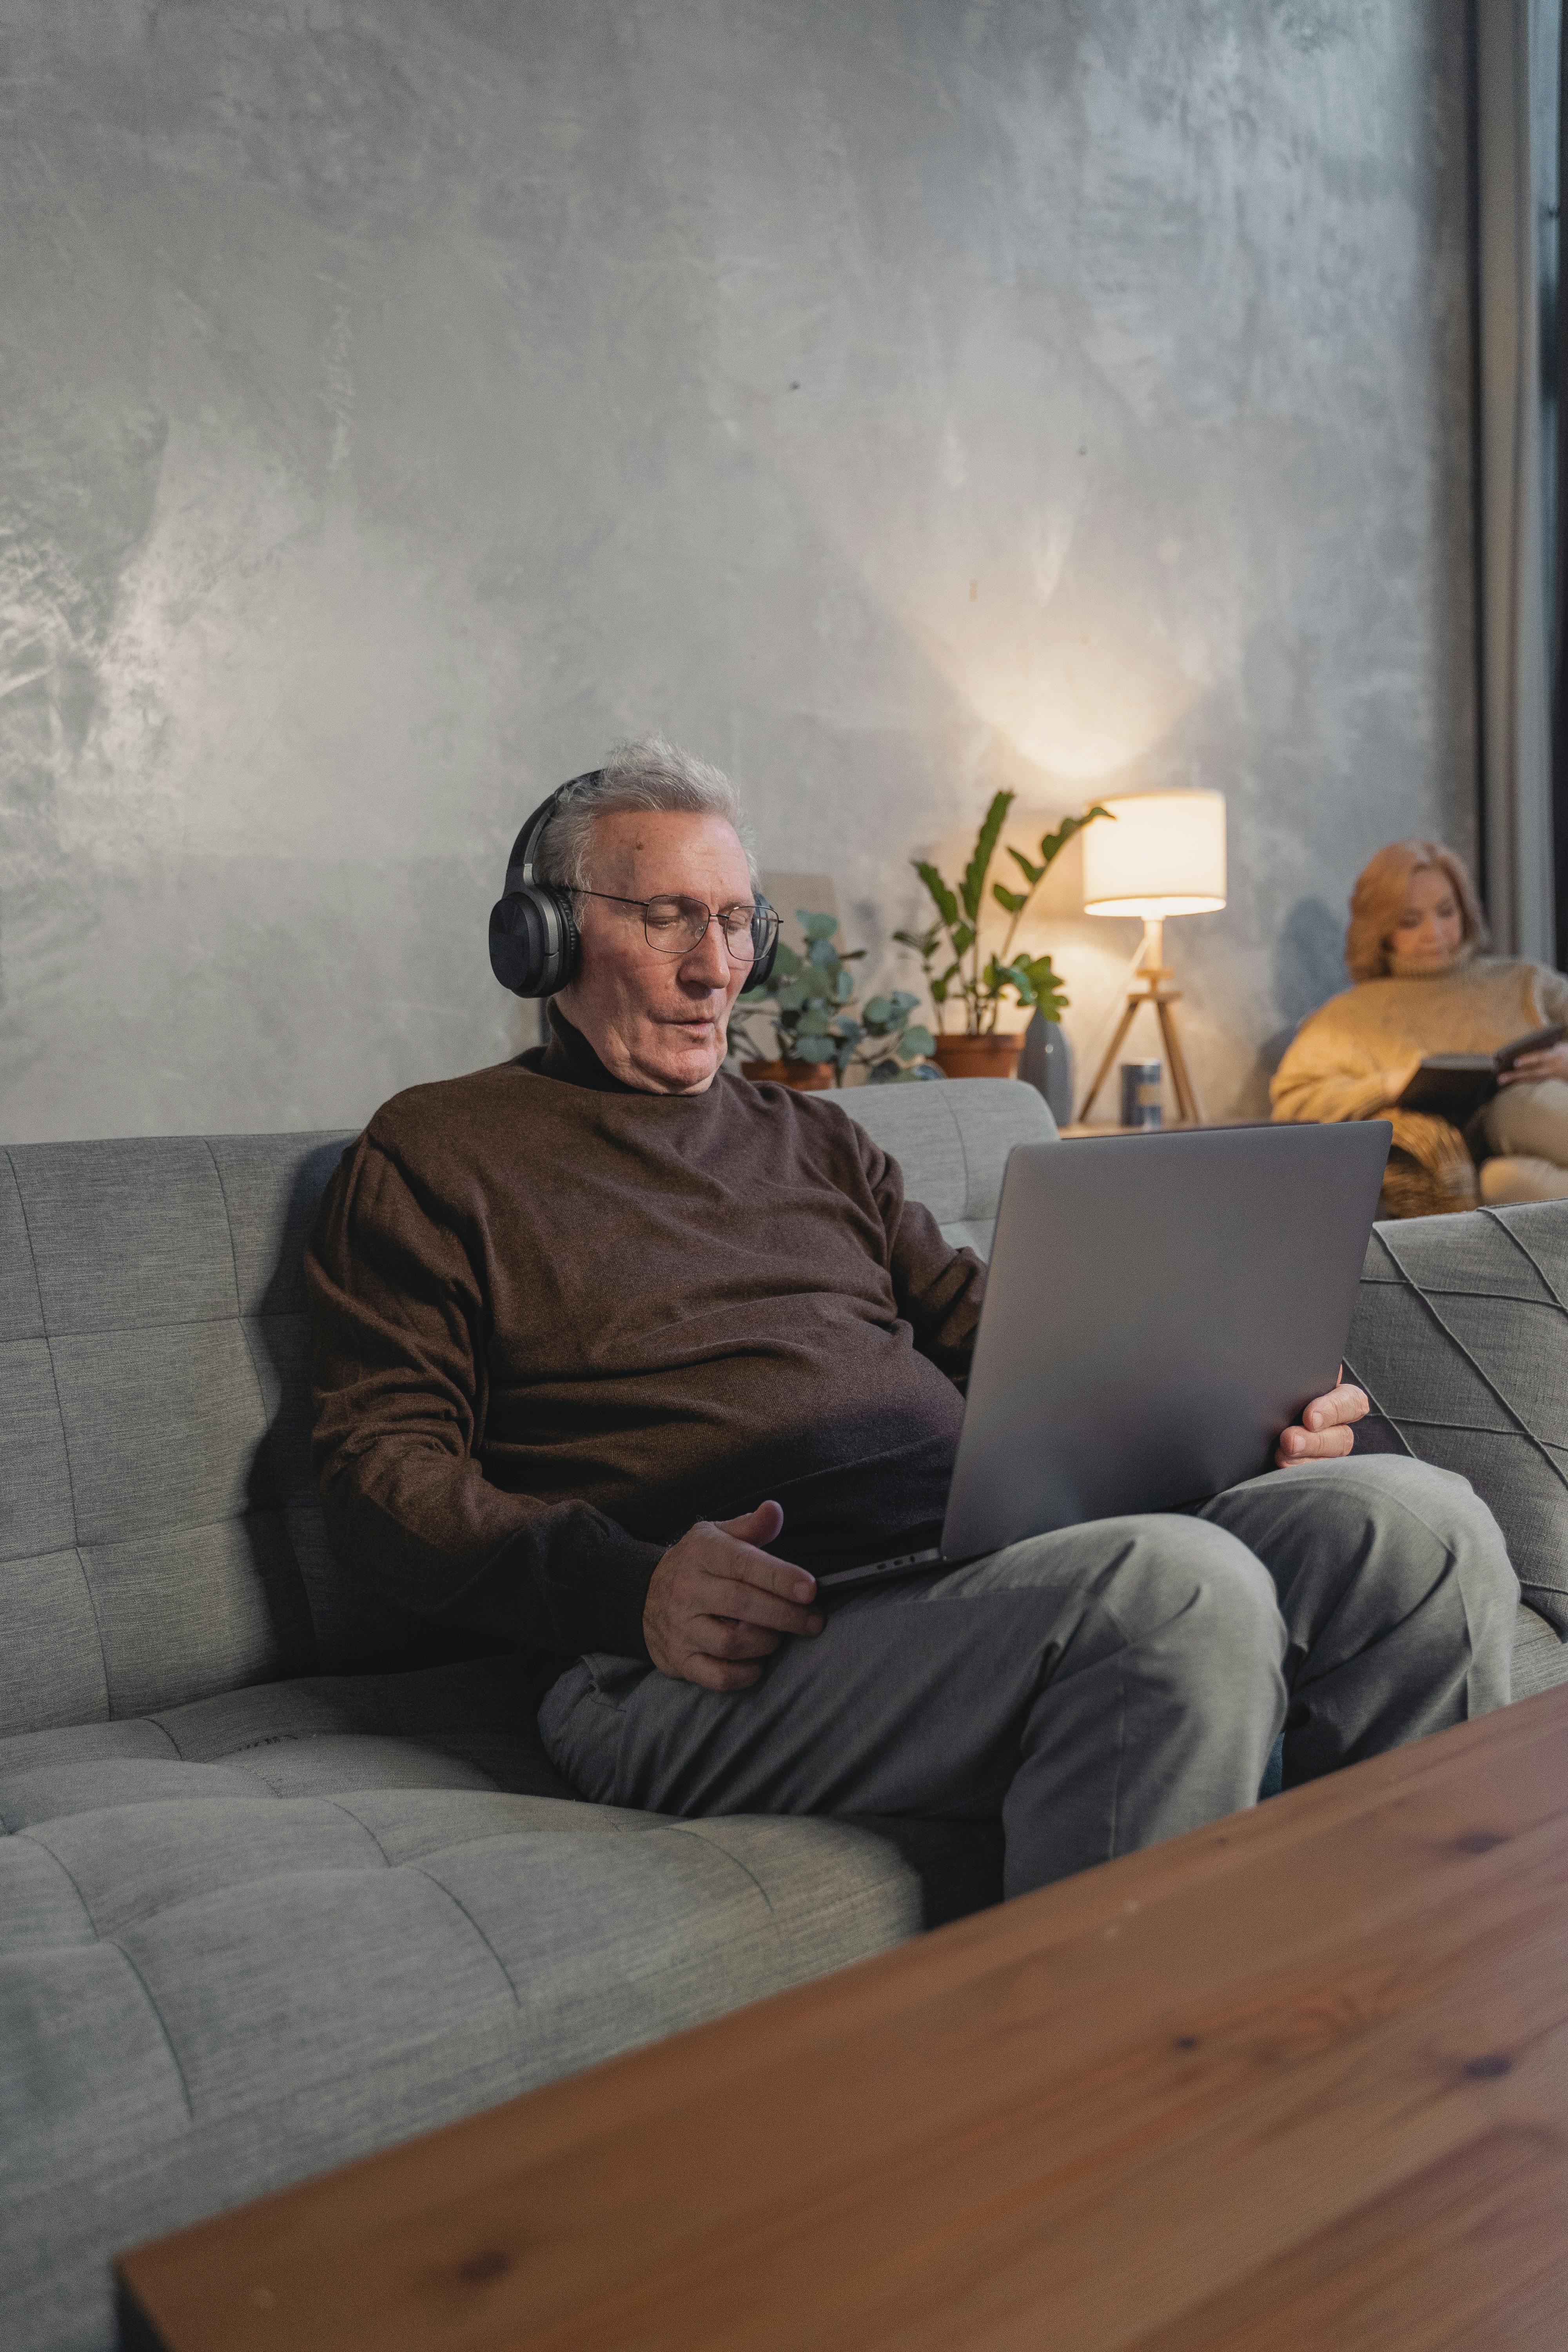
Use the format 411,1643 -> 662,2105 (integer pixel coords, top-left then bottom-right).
1394,1023 -> 1566,1124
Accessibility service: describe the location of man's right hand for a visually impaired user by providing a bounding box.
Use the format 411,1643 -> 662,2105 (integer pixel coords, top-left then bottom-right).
643,1501 -> 822,1690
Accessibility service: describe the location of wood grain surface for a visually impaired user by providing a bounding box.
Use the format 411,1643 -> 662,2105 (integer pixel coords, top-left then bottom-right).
116,1683 -> 1568,2352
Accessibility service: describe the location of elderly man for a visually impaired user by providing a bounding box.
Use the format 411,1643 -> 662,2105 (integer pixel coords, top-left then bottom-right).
307,739 -> 1517,1899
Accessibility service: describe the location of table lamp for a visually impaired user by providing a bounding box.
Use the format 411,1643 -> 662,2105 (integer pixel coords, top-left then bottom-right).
1076,789 -> 1226,1126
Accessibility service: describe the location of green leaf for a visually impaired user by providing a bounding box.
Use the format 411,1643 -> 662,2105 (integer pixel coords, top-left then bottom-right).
900,1024 -> 935,1058
794,1031 -> 837,1062
987,951 -> 1068,1020
984,955 -> 1036,1008
861,994 -> 892,1026
960,790 -> 1013,921
770,941 -> 802,979
831,965 -> 853,1002
913,860 -> 960,931
892,926 -> 941,958
807,936 -> 839,971
992,884 -> 1028,914
1033,803 -> 1114,873
931,978 -> 949,1004
886,990 -> 920,1017
799,910 -> 839,941
1006,847 -> 1045,886
772,978 -> 808,1013
950,922 -> 976,959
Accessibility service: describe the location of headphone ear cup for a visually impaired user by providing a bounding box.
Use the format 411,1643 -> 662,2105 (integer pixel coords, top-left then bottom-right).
739,900 -> 779,996
554,890 -> 581,992
489,885 -> 581,998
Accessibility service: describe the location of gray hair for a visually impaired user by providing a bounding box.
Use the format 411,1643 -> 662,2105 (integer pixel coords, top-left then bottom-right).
534,736 -> 758,894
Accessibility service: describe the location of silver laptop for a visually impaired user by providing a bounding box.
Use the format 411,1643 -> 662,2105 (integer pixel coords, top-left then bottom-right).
818,1120 -> 1392,1593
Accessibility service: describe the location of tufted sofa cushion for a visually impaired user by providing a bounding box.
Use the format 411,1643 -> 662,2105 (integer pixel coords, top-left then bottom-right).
0,1084 -> 1042,2352
0,1648 -> 997,2352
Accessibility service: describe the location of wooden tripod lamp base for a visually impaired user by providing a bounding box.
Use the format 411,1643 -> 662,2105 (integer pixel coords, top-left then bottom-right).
1074,790 -> 1227,1129
1077,922 -> 1205,1126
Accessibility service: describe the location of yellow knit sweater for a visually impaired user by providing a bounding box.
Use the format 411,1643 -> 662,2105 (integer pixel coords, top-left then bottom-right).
1271,956 -> 1568,1123
1271,955 -> 1568,1210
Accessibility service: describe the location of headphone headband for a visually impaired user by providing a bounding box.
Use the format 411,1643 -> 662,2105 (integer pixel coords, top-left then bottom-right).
503,770 -> 604,896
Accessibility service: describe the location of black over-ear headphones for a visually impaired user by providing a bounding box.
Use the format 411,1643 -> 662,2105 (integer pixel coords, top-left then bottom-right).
488,773 -> 780,999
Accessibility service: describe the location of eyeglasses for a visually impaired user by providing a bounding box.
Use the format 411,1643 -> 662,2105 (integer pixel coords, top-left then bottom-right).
576,889 -> 779,964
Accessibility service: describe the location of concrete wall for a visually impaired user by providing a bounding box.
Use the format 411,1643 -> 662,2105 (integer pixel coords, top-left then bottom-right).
0,0 -> 1476,1142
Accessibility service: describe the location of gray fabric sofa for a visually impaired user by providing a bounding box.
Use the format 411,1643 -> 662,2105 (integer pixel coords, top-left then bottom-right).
4,1083 -> 1567,2352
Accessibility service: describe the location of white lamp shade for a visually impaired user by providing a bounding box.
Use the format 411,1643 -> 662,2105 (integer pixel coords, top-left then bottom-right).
1081,789 -> 1227,918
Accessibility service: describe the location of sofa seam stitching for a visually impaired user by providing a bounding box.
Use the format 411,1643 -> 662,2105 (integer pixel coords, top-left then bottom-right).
1479,1206 -> 1568,1311
205,1140 -> 318,1667
7,1149 -> 115,1723
5,1306 -> 310,1342
10,1501 -> 312,1569
2,1145 -> 48,1330
20,1830 -> 103,1938
109,1940 -> 196,2118
408,1866 -> 521,2006
944,1088 -> 976,1229
1339,1352 -> 1417,1459
320,1796 -> 394,1864
1372,1230 -> 1568,1501
1371,1412 -> 1563,1441
207,1143 -> 274,1436
663,1822 -> 777,1916
1351,1283 -> 1566,1311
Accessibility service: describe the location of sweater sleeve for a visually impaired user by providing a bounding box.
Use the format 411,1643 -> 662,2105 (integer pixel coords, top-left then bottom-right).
1270,1009 -> 1394,1125
851,1126 -> 985,1377
306,1133 -> 663,1659
1528,964 -> 1568,1030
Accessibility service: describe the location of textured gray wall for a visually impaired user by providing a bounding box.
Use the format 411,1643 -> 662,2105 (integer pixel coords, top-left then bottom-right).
0,0 -> 1475,1142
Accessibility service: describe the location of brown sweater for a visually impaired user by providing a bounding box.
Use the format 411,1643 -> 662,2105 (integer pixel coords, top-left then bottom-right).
306,1011 -> 985,1660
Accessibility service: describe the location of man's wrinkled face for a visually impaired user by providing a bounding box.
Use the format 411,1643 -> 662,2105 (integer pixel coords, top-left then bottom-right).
554,811 -> 757,1094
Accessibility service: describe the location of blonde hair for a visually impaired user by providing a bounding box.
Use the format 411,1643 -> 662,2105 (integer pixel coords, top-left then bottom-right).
1346,839 -> 1489,983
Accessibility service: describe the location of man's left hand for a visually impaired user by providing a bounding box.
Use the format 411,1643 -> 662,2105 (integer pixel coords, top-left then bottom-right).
1274,1372 -> 1368,1467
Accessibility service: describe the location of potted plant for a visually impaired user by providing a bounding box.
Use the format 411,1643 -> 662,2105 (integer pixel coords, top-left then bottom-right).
895,794 -> 1111,1079
731,913 -> 938,1088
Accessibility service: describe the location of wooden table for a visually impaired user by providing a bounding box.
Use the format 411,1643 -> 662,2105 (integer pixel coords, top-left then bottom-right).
117,1685 -> 1568,2352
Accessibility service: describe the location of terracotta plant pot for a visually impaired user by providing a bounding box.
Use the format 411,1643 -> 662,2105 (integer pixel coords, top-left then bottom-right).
931,1035 -> 1024,1082
740,1058 -> 834,1092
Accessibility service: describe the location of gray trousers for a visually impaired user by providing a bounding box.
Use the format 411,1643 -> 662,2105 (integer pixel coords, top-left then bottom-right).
537,1456 -> 1518,1899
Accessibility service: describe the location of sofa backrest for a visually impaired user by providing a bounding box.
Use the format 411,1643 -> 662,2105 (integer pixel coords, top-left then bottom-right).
0,1079 -> 1054,1737
831,1076 -> 1055,1258
1345,1199 -> 1568,1635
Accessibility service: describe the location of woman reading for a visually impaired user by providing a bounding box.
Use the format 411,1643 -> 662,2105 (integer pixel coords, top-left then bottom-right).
1271,838 -> 1568,1214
